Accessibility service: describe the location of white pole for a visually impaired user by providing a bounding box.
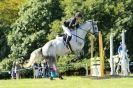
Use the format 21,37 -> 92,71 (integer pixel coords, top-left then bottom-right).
110,32 -> 115,75
121,30 -> 128,76
86,63 -> 88,76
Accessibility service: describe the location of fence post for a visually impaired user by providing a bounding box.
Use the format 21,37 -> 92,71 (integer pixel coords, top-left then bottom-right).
99,31 -> 104,77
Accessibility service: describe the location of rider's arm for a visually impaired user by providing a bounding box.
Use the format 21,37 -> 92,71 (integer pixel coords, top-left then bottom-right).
68,18 -> 76,29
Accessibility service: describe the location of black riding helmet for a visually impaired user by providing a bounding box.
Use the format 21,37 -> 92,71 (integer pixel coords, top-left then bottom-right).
74,12 -> 82,18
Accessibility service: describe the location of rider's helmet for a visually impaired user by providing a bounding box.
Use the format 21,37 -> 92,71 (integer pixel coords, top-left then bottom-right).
75,12 -> 82,18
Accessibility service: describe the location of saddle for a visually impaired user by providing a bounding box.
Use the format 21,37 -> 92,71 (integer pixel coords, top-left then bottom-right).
58,34 -> 73,52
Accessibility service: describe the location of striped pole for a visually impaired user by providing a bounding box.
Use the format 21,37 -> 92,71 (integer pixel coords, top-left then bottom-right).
110,32 -> 115,75
99,31 -> 104,77
121,30 -> 128,76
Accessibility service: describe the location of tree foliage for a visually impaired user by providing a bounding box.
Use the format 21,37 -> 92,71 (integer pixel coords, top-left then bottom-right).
0,0 -> 25,60
7,0 -> 63,60
0,0 -> 25,24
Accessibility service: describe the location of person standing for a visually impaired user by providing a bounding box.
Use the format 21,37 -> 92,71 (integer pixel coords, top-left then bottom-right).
33,62 -> 39,78
38,63 -> 42,78
15,61 -> 21,79
42,61 -> 49,78
11,61 -> 16,79
118,42 -> 123,59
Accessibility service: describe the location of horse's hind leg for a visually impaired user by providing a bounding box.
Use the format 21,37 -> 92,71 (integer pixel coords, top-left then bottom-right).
45,56 -> 58,80
46,56 -> 63,80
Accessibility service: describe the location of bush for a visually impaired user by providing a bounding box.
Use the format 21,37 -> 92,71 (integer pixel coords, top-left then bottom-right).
0,71 -> 11,79
57,55 -> 90,75
20,68 -> 33,78
64,67 -> 87,76
0,58 -> 14,71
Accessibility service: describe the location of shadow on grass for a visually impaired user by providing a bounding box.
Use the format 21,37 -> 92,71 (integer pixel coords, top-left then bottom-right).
82,75 -> 133,80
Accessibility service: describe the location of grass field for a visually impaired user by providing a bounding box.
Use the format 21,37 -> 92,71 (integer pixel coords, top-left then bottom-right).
0,76 -> 133,88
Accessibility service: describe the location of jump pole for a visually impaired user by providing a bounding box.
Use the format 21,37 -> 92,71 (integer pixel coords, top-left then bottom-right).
98,31 -> 104,77
121,30 -> 128,76
110,31 -> 115,75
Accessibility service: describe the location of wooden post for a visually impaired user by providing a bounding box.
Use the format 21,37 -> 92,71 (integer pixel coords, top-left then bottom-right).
99,31 -> 104,77
90,34 -> 94,58
90,34 -> 94,76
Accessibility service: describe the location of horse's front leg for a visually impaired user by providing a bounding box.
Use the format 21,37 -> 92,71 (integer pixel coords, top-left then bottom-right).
56,68 -> 63,80
48,56 -> 63,80
46,56 -> 56,80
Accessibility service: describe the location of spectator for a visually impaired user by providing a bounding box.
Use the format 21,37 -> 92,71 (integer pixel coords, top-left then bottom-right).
11,61 -> 16,79
50,64 -> 57,78
33,62 -> 39,78
15,61 -> 21,79
44,62 -> 49,77
42,61 -> 49,78
41,61 -> 45,77
38,63 -> 42,78
118,42 -> 123,58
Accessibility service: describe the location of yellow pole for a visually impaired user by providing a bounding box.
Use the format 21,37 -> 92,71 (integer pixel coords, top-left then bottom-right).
99,31 -> 104,77
90,34 -> 94,76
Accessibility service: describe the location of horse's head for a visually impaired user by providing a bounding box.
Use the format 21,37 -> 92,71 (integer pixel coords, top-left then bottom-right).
79,20 -> 99,36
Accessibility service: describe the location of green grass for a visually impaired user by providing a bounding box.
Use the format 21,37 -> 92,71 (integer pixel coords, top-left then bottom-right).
0,76 -> 133,88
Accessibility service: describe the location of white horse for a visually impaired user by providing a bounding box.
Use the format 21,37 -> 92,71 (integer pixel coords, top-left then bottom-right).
25,20 -> 99,79
110,54 -> 130,75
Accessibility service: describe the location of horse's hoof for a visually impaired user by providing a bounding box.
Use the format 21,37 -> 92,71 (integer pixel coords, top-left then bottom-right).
59,76 -> 63,80
50,77 -> 54,80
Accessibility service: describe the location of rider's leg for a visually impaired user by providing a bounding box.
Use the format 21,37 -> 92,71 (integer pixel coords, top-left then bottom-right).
66,36 -> 72,48
62,25 -> 72,48
62,25 -> 71,36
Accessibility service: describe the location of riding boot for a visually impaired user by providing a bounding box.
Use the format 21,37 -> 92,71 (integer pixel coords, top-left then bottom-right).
65,36 -> 71,48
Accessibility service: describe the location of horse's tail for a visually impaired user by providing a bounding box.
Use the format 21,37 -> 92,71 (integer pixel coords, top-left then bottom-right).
24,48 -> 42,68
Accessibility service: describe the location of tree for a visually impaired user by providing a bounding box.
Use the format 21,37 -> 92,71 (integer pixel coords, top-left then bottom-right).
8,0 -> 63,60
0,0 -> 25,60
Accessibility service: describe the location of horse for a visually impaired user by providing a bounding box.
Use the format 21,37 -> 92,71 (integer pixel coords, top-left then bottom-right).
25,20 -> 99,80
109,54 -> 130,75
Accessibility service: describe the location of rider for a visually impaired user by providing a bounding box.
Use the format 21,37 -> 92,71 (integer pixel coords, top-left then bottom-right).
62,11 -> 83,48
118,42 -> 123,58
